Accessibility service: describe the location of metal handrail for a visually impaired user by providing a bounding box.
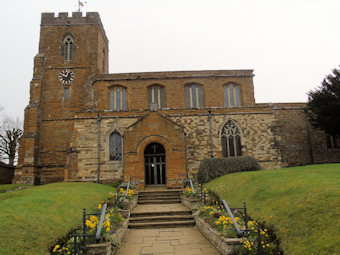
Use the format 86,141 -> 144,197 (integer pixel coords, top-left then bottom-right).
96,203 -> 108,241
125,182 -> 130,199
189,179 -> 195,196
222,200 -> 244,238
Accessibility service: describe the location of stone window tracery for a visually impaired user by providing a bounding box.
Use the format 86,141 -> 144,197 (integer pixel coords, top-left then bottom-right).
221,120 -> 242,157
109,132 -> 122,161
224,83 -> 241,107
185,83 -> 203,108
110,86 -> 127,111
148,85 -> 165,109
63,35 -> 74,61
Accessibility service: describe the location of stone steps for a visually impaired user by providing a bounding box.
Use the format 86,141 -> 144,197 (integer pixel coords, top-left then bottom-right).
129,220 -> 195,229
130,210 -> 192,218
129,214 -> 194,223
138,199 -> 181,204
138,194 -> 180,199
128,189 -> 194,229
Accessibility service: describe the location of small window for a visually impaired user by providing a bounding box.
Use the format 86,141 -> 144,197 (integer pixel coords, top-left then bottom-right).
102,48 -> 106,73
110,86 -> 127,111
64,87 -> 70,98
185,83 -> 203,108
224,84 -> 241,107
63,35 -> 74,61
109,132 -> 122,161
148,85 -> 165,109
221,120 -> 242,157
327,134 -> 339,149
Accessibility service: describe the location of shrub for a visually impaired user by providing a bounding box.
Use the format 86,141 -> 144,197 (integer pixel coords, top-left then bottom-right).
197,156 -> 260,183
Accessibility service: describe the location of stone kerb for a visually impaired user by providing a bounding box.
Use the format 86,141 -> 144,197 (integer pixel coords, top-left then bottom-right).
193,210 -> 242,255
120,196 -> 137,211
181,195 -> 201,211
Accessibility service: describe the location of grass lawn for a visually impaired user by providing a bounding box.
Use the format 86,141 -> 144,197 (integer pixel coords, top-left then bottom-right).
0,182 -> 114,255
0,184 -> 28,193
206,164 -> 340,255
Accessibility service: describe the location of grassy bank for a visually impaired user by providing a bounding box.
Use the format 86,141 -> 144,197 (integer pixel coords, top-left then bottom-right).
206,164 -> 340,255
0,182 -> 114,255
0,184 -> 28,193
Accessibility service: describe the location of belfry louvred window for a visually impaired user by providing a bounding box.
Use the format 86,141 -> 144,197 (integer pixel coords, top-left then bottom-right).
110,86 -> 127,111
221,120 -> 242,157
63,35 -> 74,61
109,132 -> 122,161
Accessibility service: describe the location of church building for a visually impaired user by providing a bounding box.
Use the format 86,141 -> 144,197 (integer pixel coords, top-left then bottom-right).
13,12 -> 340,188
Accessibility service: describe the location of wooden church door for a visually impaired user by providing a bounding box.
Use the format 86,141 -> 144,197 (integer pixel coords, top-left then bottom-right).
144,143 -> 166,186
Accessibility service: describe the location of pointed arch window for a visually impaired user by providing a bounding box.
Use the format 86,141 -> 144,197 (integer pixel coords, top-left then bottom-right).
109,132 -> 122,161
224,83 -> 241,107
63,35 -> 75,61
110,86 -> 127,111
185,83 -> 203,108
221,120 -> 242,157
148,85 -> 165,109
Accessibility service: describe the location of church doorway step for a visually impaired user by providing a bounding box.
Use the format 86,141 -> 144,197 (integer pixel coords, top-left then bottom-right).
144,142 -> 166,186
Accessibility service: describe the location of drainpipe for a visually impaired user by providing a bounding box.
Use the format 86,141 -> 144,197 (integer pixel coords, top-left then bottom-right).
208,111 -> 214,158
96,114 -> 102,183
306,122 -> 314,164
184,132 -> 188,179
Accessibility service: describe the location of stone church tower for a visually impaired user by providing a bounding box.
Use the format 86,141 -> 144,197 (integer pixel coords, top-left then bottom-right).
14,12 -> 108,184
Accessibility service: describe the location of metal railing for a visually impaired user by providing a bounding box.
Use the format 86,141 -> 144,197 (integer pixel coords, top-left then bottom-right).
179,175 -> 264,255
72,203 -> 108,254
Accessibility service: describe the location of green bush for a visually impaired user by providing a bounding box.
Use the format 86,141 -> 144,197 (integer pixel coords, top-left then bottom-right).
197,156 -> 260,183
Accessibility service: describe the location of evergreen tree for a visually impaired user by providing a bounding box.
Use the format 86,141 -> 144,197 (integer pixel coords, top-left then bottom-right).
306,66 -> 340,136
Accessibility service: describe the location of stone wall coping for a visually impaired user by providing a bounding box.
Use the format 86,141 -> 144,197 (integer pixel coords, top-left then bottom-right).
89,69 -> 254,83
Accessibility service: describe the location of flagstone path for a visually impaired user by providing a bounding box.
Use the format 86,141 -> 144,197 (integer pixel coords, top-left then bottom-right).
118,203 -> 220,255
118,227 -> 220,255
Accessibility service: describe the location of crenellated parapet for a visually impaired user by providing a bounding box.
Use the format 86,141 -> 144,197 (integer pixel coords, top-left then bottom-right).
41,12 -> 108,43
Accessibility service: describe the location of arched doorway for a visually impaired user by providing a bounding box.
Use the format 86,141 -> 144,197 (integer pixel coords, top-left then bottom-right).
144,142 -> 166,186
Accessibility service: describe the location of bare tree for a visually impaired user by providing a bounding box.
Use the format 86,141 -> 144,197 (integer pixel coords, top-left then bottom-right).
0,110 -> 23,166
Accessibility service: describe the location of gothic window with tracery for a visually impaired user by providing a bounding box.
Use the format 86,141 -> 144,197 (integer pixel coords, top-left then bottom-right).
224,83 -> 241,107
63,35 -> 75,61
110,86 -> 127,111
185,83 -> 203,108
109,132 -> 122,161
221,120 -> 242,157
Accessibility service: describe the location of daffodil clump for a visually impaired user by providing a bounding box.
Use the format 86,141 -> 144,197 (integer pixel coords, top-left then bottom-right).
119,188 -> 136,200
200,203 -> 275,254
182,186 -> 194,197
51,204 -> 124,255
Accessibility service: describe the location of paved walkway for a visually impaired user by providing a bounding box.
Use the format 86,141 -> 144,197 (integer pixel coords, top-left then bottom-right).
118,203 -> 220,255
118,227 -> 220,255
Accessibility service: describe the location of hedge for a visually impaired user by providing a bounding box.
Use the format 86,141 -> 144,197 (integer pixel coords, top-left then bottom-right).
197,156 -> 260,183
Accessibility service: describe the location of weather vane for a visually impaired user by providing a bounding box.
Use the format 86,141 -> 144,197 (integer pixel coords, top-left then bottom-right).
77,0 -> 87,12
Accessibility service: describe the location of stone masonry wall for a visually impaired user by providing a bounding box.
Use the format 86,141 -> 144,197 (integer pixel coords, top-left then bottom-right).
171,110 -> 283,177
69,116 -> 138,182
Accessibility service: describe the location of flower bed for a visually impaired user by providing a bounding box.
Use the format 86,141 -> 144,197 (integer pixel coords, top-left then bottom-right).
181,183 -> 278,254
50,188 -> 137,255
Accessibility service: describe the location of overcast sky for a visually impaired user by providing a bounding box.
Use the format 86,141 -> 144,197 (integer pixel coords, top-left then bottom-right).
1,0 -> 339,120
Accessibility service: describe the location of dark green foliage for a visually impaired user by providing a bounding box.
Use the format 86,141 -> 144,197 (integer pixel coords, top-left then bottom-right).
197,156 -> 260,183
306,66 -> 340,136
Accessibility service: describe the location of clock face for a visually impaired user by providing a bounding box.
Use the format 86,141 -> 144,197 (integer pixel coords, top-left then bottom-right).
58,69 -> 74,84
